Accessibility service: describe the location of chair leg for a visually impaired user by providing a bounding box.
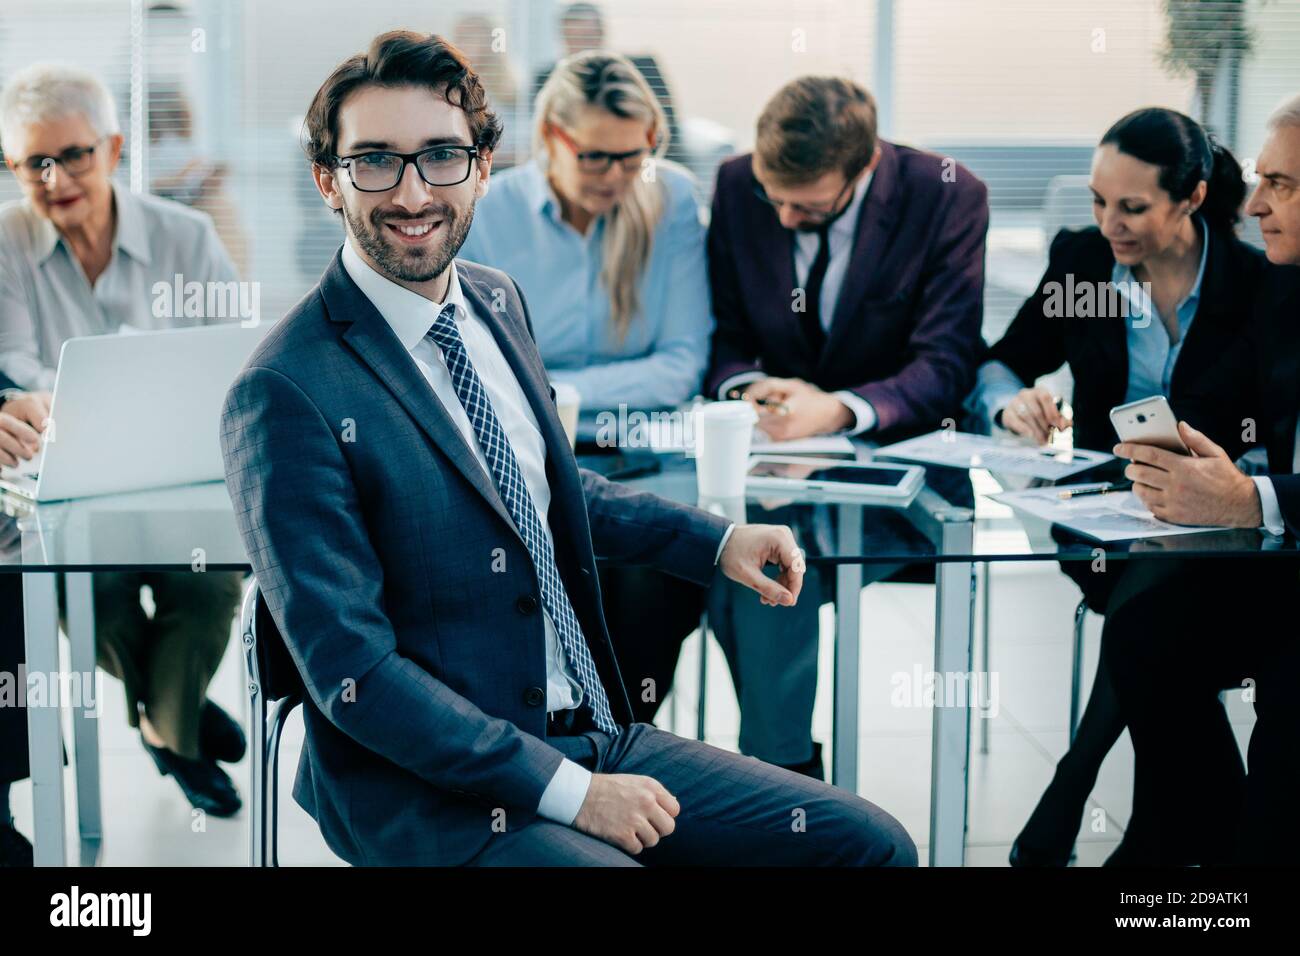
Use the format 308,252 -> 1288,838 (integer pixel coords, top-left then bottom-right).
695,610 -> 708,742
267,697 -> 297,868
248,691 -> 268,867
1069,599 -> 1088,744
978,563 -> 992,755
241,605 -> 268,867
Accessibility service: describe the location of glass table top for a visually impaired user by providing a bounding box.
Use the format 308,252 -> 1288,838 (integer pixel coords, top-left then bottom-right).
0,448 -> 1294,571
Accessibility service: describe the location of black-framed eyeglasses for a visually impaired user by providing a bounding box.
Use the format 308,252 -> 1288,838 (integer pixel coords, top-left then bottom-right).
334,144 -> 480,192
752,169 -> 860,224
550,124 -> 651,174
11,136 -> 108,184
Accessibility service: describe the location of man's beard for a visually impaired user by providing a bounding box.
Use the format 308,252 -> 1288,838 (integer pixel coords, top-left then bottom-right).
344,197 -> 475,284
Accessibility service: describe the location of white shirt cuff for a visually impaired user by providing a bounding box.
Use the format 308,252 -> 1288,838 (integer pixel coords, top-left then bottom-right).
537,756 -> 593,826
833,390 -> 877,435
717,371 -> 765,401
714,522 -> 737,565
1252,476 -> 1286,536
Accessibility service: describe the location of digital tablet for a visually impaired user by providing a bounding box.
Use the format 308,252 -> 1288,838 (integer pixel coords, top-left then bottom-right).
745,455 -> 925,503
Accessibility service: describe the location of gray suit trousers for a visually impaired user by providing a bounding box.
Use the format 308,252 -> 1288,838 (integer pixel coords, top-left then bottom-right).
466,718 -> 917,866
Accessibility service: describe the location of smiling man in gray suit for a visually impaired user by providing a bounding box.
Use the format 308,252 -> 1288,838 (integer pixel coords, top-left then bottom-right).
220,30 -> 916,867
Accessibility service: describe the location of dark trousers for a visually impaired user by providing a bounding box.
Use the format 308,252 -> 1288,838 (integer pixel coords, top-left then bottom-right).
0,574 -> 28,785
55,571 -> 243,757
1103,557 -> 1300,865
0,570 -> 242,778
466,709 -> 918,866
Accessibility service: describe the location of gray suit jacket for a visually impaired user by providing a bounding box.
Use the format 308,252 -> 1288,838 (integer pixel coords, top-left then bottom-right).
220,250 -> 730,865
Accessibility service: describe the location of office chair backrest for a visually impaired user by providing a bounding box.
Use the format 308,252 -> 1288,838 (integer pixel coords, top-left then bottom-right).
253,588 -> 307,703
1042,174 -> 1096,240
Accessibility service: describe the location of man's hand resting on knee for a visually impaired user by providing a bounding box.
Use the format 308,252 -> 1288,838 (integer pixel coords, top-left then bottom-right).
573,773 -> 680,854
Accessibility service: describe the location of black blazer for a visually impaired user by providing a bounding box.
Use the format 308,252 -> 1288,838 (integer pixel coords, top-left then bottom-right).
1181,263 -> 1300,535
982,223 -> 1267,455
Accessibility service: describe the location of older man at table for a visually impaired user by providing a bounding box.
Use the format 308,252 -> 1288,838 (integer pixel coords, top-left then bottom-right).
0,63 -> 245,819
1103,93 -> 1300,866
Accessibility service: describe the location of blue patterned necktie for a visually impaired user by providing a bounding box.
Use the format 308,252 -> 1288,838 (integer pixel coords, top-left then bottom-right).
427,304 -> 619,735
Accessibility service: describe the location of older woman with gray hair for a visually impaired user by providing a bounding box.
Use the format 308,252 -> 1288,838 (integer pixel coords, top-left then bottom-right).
0,63 -> 246,842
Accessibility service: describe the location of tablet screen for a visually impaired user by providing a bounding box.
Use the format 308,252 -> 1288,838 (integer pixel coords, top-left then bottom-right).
748,461 -> 909,487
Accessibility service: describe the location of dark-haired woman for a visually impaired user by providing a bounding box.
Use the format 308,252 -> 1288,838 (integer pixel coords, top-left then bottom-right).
968,108 -> 1266,866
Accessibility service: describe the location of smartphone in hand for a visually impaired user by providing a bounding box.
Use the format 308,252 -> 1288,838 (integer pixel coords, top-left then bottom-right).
1109,395 -> 1190,454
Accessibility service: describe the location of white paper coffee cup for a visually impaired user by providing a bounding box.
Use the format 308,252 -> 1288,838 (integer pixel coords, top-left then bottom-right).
694,400 -> 758,498
552,382 -> 581,449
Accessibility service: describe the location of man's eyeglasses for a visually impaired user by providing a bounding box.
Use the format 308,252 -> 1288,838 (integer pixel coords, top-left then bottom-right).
549,125 -> 651,174
752,170 -> 860,224
334,144 -> 480,192
11,137 -> 108,184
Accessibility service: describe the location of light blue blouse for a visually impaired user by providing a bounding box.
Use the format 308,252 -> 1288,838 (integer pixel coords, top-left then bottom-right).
458,159 -> 712,408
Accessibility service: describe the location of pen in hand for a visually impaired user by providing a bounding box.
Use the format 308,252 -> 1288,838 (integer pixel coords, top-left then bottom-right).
726,387 -> 789,416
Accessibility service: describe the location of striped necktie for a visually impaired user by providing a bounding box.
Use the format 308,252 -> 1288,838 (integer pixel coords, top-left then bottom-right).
427,304 -> 619,735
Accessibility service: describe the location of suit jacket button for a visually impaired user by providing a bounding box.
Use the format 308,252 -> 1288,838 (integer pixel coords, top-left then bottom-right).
524,687 -> 545,707
516,594 -> 539,615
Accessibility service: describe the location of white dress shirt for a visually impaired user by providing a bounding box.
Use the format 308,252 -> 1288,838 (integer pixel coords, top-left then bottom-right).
717,171 -> 879,434
1252,420 -> 1300,535
341,241 -> 593,823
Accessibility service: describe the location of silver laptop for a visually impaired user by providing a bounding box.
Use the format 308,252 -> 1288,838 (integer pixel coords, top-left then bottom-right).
0,323 -> 269,502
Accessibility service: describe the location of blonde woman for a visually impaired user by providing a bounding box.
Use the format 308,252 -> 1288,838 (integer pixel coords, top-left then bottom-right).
459,51 -> 713,726
459,50 -> 711,409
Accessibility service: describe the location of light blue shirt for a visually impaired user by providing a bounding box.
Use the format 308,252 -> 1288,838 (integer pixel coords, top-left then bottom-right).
458,159 -> 712,408
972,218 -> 1210,432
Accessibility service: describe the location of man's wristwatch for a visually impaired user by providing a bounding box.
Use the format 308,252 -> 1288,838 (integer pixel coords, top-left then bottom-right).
993,407 -> 1005,429
0,389 -> 21,411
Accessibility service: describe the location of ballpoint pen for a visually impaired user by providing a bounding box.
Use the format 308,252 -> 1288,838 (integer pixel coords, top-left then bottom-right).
1046,395 -> 1065,447
725,387 -> 789,415
1058,480 -> 1133,500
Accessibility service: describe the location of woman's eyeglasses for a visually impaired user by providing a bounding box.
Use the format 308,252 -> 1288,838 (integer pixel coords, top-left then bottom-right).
11,137 -> 108,183
333,144 -> 480,192
549,125 -> 651,174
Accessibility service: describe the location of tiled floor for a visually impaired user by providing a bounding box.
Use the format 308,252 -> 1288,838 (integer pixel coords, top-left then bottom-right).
10,561 -> 1257,866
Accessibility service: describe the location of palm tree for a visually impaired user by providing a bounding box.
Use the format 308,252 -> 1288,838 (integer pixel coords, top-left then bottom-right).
1160,0 -> 1255,146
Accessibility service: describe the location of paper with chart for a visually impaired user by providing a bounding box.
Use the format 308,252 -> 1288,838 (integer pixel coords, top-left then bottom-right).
874,430 -> 1113,480
987,483 -> 1222,542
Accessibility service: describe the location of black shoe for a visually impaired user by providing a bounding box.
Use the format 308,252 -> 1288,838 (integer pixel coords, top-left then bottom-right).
778,742 -> 825,781
144,740 -> 242,817
199,700 -> 247,764
1103,839 -> 1145,867
1009,837 -> 1072,867
0,821 -> 33,867
1009,764 -> 1091,867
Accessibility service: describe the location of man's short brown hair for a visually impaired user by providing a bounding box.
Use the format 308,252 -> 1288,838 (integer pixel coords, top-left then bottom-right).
302,30 -> 502,168
755,76 -> 878,186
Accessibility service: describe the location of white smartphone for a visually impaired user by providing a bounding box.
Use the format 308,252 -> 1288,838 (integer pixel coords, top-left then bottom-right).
1109,395 -> 1190,454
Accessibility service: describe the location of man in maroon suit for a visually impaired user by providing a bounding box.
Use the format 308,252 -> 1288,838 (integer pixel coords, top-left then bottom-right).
704,76 -> 988,778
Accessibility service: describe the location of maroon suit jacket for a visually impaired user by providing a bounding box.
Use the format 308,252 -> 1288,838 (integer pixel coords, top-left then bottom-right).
706,142 -> 989,442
